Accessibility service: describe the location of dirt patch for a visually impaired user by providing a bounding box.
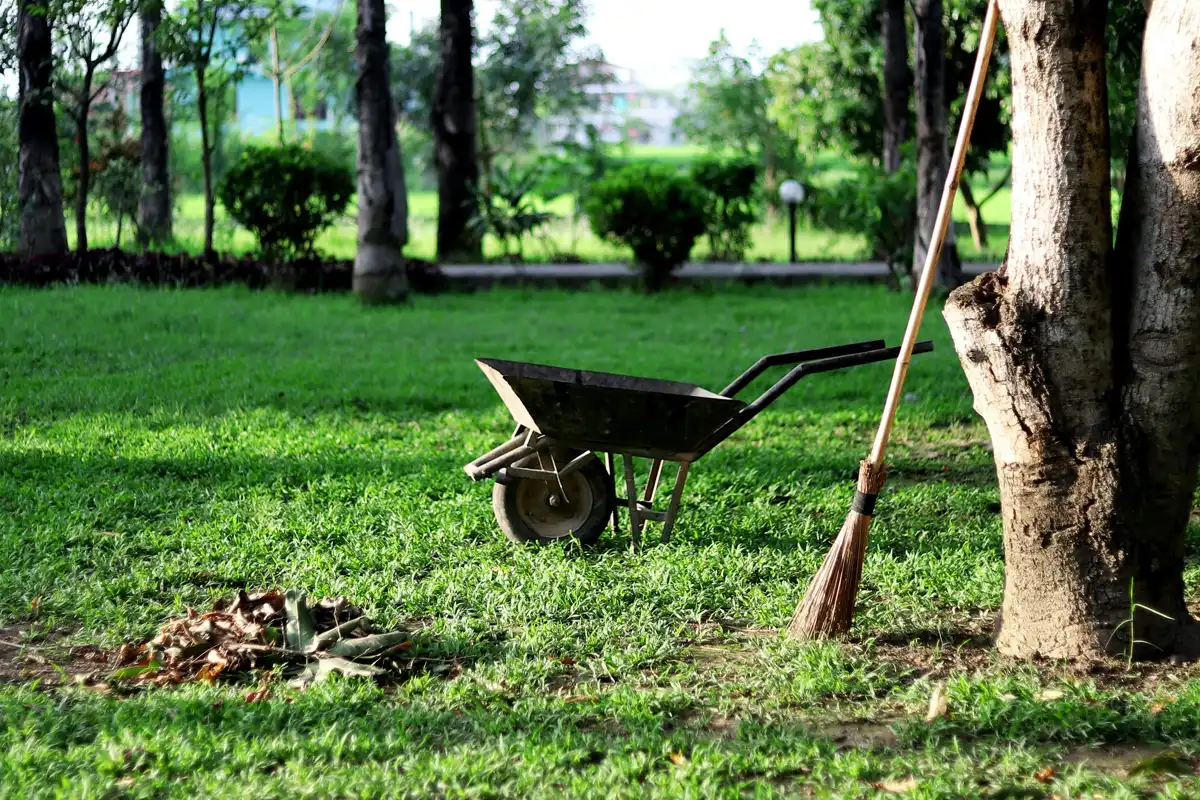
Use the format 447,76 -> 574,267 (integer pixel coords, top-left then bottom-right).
819,719 -> 902,750
0,623 -> 112,686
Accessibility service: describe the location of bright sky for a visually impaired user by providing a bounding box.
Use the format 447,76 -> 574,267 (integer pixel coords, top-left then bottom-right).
390,0 -> 822,90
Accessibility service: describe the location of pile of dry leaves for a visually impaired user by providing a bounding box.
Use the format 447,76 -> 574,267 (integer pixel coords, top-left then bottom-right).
106,589 -> 413,689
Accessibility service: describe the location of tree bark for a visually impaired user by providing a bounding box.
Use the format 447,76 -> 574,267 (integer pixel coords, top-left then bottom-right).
196,68 -> 215,257
74,70 -> 94,254
433,0 -> 481,262
16,0 -> 68,258
354,0 -> 409,303
912,0 -> 963,287
139,0 -> 173,246
943,0 -> 1200,660
882,0 -> 910,173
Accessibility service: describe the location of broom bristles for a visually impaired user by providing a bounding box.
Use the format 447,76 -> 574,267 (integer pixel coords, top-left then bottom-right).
788,460 -> 887,639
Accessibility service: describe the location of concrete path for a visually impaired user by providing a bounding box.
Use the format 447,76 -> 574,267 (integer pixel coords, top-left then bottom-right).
440,261 -> 997,288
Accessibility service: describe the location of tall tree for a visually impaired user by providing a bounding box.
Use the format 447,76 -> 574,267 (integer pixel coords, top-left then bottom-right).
943,0 -> 1200,659
159,0 -> 274,256
881,0 -> 909,173
353,0 -> 408,302
433,0 -> 480,262
16,0 -> 68,257
56,0 -> 137,254
138,0 -> 171,245
911,0 -> 962,286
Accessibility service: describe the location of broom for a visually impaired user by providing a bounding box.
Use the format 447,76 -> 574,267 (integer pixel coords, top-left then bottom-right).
788,0 -> 1001,640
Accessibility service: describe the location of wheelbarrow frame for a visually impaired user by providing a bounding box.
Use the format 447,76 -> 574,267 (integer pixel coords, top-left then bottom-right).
464,338 -> 934,545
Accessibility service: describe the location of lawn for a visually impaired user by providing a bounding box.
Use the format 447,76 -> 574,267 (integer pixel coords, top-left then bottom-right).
2,285 -> 1198,798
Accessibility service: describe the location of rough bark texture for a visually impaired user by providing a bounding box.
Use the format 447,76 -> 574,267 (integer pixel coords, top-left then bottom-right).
943,0 -> 1200,659
16,0 -> 68,258
139,0 -> 172,246
912,0 -> 963,287
433,0 -> 481,263
353,0 -> 409,304
882,0 -> 910,173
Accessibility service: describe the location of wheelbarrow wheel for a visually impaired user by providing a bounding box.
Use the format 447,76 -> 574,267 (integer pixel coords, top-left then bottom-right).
492,456 -> 614,545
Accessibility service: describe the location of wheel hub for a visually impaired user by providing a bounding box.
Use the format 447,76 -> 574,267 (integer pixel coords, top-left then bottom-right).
513,472 -> 593,540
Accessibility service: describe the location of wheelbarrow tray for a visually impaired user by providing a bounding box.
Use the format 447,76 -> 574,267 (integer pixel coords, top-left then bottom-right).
476,358 -> 746,461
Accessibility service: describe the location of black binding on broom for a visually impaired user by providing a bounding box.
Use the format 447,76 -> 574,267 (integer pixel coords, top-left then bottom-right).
851,491 -> 877,516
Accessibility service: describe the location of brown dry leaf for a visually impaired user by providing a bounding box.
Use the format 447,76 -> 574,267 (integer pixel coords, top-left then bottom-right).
871,777 -> 918,793
563,695 -> 597,703
925,682 -> 948,721
668,751 -> 687,766
1034,767 -> 1056,783
244,688 -> 270,703
30,596 -> 41,615
1035,688 -> 1065,701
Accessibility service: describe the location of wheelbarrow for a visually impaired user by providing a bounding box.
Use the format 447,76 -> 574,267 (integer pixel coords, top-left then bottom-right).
463,338 -> 934,546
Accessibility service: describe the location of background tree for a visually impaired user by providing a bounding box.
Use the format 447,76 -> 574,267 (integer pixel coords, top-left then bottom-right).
55,0 -> 137,253
432,0 -> 480,262
353,0 -> 407,302
881,0 -> 909,173
943,0 -> 1200,659
16,0 -> 68,257
911,0 -> 962,286
286,3 -> 357,126
159,0 -> 276,256
138,0 -> 171,245
678,33 -> 800,197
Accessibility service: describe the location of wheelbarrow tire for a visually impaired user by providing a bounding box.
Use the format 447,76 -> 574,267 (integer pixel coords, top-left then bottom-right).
492,457 -> 613,546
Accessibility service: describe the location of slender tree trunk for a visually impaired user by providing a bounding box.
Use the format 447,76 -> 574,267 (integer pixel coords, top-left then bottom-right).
74,71 -> 94,254
433,0 -> 481,262
196,69 -> 215,257
270,28 -> 284,144
16,0 -> 68,258
958,180 -> 988,251
354,0 -> 409,303
139,0 -> 173,246
943,0 -> 1200,660
912,0 -> 963,287
882,0 -> 910,173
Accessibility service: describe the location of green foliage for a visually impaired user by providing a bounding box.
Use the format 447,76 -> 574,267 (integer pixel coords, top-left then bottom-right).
0,98 -> 16,251
1107,0 -> 1147,171
91,107 -> 142,248
676,34 -> 801,199
807,153 -> 917,282
690,156 -> 760,262
218,144 -> 353,260
585,163 -> 707,289
468,163 -> 557,261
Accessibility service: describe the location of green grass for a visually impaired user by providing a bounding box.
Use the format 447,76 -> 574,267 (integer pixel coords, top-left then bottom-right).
2,286 -> 1198,797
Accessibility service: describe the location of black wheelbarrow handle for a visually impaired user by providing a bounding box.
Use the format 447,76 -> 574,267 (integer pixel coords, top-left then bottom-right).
694,340 -> 935,457
720,339 -> 886,398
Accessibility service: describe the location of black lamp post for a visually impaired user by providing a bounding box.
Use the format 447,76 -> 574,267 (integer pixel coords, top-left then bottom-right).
779,180 -> 806,264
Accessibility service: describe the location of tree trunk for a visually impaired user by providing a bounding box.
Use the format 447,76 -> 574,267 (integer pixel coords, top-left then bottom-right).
882,0 -> 910,173
270,28 -> 284,144
16,0 -> 68,258
943,0 -> 1200,660
74,71 -> 93,254
139,0 -> 172,246
196,69 -> 215,257
433,0 -> 481,262
354,0 -> 409,303
958,179 -> 988,251
912,0 -> 963,287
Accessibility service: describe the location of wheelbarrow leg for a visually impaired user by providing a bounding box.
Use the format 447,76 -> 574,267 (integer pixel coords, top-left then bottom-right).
661,462 -> 691,544
622,454 -> 642,547
605,452 -> 620,533
643,460 -> 663,504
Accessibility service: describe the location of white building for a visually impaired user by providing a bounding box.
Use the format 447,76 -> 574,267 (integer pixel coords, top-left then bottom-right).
539,61 -> 686,148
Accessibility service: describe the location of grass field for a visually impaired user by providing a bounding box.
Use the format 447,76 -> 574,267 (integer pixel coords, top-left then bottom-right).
2,285 -> 1198,797
76,147 -> 1015,265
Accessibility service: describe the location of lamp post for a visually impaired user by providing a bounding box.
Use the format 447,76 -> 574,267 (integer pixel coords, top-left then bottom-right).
779,180 -> 806,264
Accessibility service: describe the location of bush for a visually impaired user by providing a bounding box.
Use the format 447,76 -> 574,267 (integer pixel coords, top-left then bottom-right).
806,156 -> 916,287
584,163 -> 707,291
219,144 -> 353,260
0,100 -> 18,251
469,162 -> 556,262
690,156 -> 760,262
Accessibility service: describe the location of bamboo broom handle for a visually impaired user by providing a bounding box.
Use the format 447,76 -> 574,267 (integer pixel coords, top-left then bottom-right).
867,0 -> 1000,468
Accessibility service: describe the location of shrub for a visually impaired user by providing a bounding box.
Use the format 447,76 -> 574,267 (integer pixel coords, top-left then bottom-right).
584,162 -> 707,291
469,163 -> 556,262
806,157 -> 916,287
219,144 -> 353,260
0,100 -> 18,251
690,156 -> 760,262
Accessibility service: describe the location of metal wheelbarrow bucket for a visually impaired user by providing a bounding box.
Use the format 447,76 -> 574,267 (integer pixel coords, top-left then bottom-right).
464,338 -> 933,546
